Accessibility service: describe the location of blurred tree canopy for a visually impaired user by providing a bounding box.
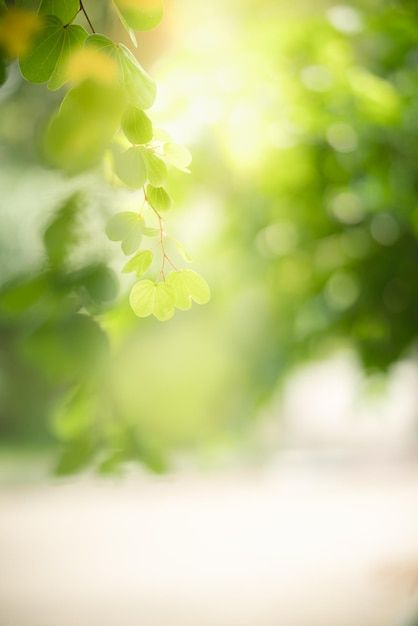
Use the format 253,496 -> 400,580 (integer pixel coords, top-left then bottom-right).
0,0 -> 418,473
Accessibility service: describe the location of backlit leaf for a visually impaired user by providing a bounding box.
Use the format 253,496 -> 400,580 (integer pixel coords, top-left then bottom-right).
122,249 -> 153,276
166,270 -> 210,310
117,43 -> 156,109
122,105 -> 153,144
113,146 -> 146,189
113,0 -> 163,32
146,184 -> 171,212
106,211 -> 144,255
86,35 -> 156,109
142,148 -> 167,186
129,279 -> 175,320
19,15 -> 88,89
44,79 -> 125,172
38,0 -> 79,24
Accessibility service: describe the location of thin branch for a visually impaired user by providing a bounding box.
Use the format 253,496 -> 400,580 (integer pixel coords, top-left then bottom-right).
80,1 -> 95,33
143,187 -> 178,278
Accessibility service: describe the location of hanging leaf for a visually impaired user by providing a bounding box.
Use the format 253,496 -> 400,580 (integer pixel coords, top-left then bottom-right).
142,148 -> 167,186
117,43 -> 156,109
146,184 -> 171,212
113,0 -> 163,32
122,249 -> 153,276
44,79 -> 125,172
106,211 -> 144,255
38,0 -> 79,24
19,15 -> 88,90
166,270 -> 210,310
86,35 -> 156,109
129,279 -> 175,320
113,146 -> 147,189
122,105 -> 153,144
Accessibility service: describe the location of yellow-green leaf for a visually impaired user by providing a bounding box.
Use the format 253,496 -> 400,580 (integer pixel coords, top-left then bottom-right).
129,279 -> 175,320
146,184 -> 171,212
122,249 -> 153,276
113,0 -> 163,32
113,146 -> 146,189
142,148 -> 167,186
122,105 -> 153,144
166,270 -> 210,310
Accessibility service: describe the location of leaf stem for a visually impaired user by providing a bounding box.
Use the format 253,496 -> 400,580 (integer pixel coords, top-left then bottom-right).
143,187 -> 178,278
80,1 -> 95,33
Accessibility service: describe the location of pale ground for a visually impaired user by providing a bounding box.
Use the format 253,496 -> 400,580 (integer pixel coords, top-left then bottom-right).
1,461 -> 418,626
2,352 -> 418,626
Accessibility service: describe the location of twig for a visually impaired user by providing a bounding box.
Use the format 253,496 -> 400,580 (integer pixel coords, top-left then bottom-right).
80,1 -> 95,33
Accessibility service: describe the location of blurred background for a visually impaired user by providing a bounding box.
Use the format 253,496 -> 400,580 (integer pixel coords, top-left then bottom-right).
2,0 -> 418,624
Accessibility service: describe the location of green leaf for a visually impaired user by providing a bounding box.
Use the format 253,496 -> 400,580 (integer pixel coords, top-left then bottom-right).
146,184 -> 171,212
45,79 -> 125,173
48,24 -> 87,90
142,148 -> 167,186
113,0 -> 163,32
19,15 -> 88,89
86,35 -> 156,109
122,105 -> 153,144
117,43 -> 156,109
106,211 -> 144,255
111,1 -> 137,47
38,0 -> 80,24
122,249 -> 153,276
163,142 -> 192,172
113,146 -> 146,189
129,279 -> 175,320
166,270 -> 210,310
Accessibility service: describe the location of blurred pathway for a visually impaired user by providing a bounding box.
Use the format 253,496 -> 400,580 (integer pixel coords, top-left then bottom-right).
1,462 -> 418,626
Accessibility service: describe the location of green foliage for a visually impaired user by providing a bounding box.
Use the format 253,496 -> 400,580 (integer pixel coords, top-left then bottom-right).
113,146 -> 146,188
142,148 -> 167,186
122,106 -> 153,144
86,35 -> 156,109
19,15 -> 87,89
106,211 -> 144,254
166,270 -> 210,310
113,0 -> 163,32
122,250 -> 153,276
45,79 -> 125,172
146,184 -> 171,212
130,279 -> 175,320
38,0 -> 80,25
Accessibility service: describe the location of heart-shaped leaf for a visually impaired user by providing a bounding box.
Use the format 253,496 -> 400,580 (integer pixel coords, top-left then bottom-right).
146,184 -> 171,212
142,148 -> 167,186
113,146 -> 146,189
38,0 -> 80,25
106,211 -> 144,255
122,105 -> 153,144
122,249 -> 153,276
129,279 -> 175,320
19,15 -> 88,90
113,0 -> 163,32
166,270 -> 210,310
